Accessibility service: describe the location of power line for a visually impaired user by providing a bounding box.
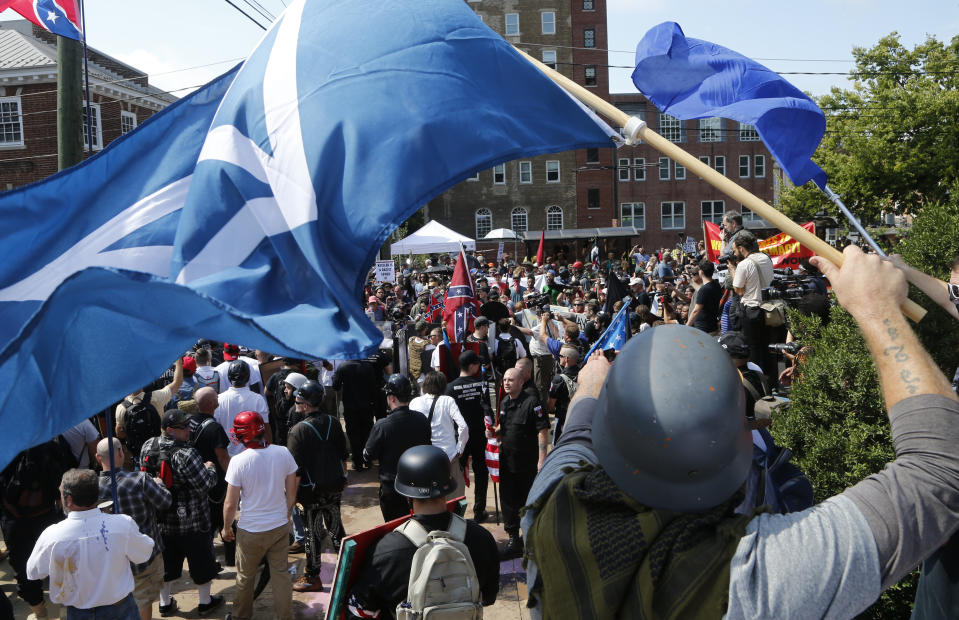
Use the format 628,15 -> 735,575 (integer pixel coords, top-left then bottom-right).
238,0 -> 275,24
222,0 -> 268,30
517,40 -> 857,62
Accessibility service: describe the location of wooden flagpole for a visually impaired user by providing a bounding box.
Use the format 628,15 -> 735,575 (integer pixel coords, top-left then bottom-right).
512,48 -> 927,323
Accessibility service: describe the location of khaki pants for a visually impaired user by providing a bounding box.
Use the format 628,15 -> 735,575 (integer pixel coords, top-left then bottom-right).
232,523 -> 292,620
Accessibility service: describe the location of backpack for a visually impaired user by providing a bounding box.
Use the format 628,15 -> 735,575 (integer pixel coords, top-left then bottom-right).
493,336 -> 518,376
558,373 -> 578,401
296,416 -> 347,504
194,369 -> 220,392
395,514 -> 483,620
189,417 -> 228,502
139,438 -> 185,492
0,441 -> 70,517
123,392 -> 161,461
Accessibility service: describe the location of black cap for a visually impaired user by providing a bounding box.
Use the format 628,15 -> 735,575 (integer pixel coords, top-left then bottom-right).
162,409 -> 190,430
718,331 -> 750,359
459,350 -> 480,368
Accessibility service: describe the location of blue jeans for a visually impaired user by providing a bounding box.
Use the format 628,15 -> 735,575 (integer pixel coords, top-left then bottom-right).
66,593 -> 138,620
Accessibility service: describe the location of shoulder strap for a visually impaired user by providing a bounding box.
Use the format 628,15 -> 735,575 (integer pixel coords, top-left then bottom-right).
397,518 -> 431,548
303,419 -> 324,442
191,417 -> 215,443
427,396 -> 439,425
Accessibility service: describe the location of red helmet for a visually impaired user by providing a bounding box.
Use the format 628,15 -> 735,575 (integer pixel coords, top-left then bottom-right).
231,411 -> 268,449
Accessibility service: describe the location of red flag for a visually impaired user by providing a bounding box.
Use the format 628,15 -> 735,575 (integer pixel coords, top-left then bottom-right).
535,228 -> 545,266
760,222 -> 816,269
442,248 -> 480,343
704,220 -> 723,263
484,418 -> 500,483
426,292 -> 444,323
0,0 -> 83,40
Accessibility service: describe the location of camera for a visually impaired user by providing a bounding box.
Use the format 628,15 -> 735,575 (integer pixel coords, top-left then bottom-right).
760,272 -> 829,317
768,341 -> 802,356
526,292 -> 551,311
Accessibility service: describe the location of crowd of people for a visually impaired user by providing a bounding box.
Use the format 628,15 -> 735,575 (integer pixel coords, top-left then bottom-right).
0,215 -> 958,619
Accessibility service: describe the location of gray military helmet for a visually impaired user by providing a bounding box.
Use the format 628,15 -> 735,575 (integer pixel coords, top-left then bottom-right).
592,324 -> 751,512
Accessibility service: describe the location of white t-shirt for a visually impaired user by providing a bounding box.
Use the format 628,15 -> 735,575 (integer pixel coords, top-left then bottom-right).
214,356 -> 262,393
225,444 -> 298,533
60,420 -> 99,469
408,394 -> 469,460
217,387 -> 270,457
732,253 -> 774,307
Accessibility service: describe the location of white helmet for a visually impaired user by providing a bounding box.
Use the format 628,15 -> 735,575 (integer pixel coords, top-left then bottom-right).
283,372 -> 308,390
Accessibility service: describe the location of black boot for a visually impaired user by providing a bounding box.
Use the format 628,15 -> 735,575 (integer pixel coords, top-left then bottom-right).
500,533 -> 524,560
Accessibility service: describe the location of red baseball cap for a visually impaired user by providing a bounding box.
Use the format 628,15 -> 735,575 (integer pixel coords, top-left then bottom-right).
182,356 -> 197,376
223,343 -> 240,361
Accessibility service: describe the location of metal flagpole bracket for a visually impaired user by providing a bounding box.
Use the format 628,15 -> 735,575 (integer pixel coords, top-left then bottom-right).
623,116 -> 646,145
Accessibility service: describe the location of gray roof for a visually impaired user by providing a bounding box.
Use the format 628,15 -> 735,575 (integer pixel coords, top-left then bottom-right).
0,28 -> 55,70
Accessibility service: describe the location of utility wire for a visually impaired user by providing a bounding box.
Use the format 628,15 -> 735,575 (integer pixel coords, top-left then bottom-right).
222,0 -> 268,30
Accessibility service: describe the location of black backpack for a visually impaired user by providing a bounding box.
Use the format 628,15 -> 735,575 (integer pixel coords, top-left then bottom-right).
296,416 -> 346,504
123,392 -> 161,462
494,336 -> 518,376
0,441 -> 71,517
139,438 -> 185,493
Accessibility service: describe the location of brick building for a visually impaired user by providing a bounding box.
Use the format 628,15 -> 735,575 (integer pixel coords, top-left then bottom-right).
0,20 -> 175,189
428,0 -> 777,260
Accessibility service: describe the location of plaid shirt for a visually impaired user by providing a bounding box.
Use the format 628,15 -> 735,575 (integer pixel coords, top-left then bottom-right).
98,469 -> 171,573
140,436 -> 217,536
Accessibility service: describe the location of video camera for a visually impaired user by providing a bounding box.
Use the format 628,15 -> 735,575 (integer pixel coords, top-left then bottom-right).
526,292 -> 552,314
768,341 -> 802,356
760,270 -> 829,316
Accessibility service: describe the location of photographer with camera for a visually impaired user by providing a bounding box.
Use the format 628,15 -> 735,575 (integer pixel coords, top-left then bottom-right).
731,231 -> 775,375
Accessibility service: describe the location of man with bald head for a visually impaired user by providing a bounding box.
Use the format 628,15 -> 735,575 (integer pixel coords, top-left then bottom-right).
97,437 -> 171,620
494,367 -> 549,559
188,386 -> 233,566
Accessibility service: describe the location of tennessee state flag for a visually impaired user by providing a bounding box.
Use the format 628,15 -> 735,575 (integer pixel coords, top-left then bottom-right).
442,247 -> 480,343
704,220 -> 723,263
0,0 -> 83,40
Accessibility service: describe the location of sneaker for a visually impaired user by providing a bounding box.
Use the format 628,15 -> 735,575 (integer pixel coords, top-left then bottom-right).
292,575 -> 324,592
159,598 -> 178,617
499,534 -> 524,560
288,540 -> 305,553
197,595 -> 224,614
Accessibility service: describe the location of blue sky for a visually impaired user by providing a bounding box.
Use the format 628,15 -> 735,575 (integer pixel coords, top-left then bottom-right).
2,0 -> 956,99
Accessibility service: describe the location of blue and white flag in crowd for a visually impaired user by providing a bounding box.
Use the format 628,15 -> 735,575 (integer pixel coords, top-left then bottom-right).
0,0 -> 616,466
586,299 -> 632,357
632,22 -> 827,189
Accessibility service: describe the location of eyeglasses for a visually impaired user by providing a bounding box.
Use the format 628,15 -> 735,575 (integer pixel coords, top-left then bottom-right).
949,283 -> 959,301
295,400 -> 306,405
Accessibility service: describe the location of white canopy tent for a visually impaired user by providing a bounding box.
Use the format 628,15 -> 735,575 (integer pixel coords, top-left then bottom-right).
390,220 -> 475,255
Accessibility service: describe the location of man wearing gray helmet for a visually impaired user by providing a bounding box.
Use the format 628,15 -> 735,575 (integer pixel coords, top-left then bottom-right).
522,246 -> 959,619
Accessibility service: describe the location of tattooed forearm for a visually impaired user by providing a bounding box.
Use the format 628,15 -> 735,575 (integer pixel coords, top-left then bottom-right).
883,318 -> 919,393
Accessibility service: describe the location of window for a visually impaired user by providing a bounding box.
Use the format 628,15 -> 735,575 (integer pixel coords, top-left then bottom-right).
82,102 -> 102,150
541,11 -> 555,35
587,188 -> 600,210
658,157 -> 670,181
742,206 -> 763,224
0,97 -> 24,146
701,200 -> 725,224
675,162 -> 686,180
699,117 -> 722,142
698,155 -> 710,166
739,155 -> 750,178
715,155 -> 726,176
584,28 -> 595,48
545,160 -> 560,183
739,123 -> 760,141
659,113 -> 683,143
583,0 -> 594,9
621,202 -> 645,229
505,13 -> 519,35
584,65 -> 597,86
618,157 -> 630,182
546,205 -> 563,230
519,161 -> 532,184
467,171 -> 480,181
475,208 -> 492,239
586,148 -> 599,163
511,207 -> 528,232
542,49 -> 557,70
634,157 -> 645,181
120,110 -> 137,135
493,163 -> 506,184
754,155 -> 765,178
661,201 -> 685,229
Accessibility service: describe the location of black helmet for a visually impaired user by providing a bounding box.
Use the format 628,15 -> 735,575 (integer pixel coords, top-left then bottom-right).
383,373 -> 413,402
394,445 -> 455,499
592,325 -> 751,512
295,380 -> 324,408
227,360 -> 250,386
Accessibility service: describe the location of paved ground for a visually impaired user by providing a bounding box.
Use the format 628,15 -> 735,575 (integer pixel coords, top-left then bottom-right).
2,463 -> 531,619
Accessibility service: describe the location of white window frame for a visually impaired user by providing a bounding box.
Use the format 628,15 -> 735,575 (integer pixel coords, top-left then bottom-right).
715,155 -> 726,176
120,110 -> 137,135
701,200 -> 725,225
467,171 -> 480,181
546,205 -> 563,230
675,162 -> 686,180
661,201 -> 686,230
541,49 -> 557,70
658,157 -> 670,181
698,155 -> 709,166
0,96 -> 24,146
541,11 -> 555,35
584,65 -> 597,86
634,157 -> 645,181
742,205 -> 764,224
739,155 -> 750,178
618,157 -> 630,182
583,0 -> 594,9
699,117 -> 722,142
519,161 -> 532,184
659,113 -> 683,143
511,207 -> 528,232
739,123 -> 760,141
584,28 -> 595,48
82,101 -> 103,151
505,13 -> 519,36
545,160 -> 560,183
493,163 -> 506,185
475,208 -> 492,239
754,155 -> 766,178
620,202 -> 645,230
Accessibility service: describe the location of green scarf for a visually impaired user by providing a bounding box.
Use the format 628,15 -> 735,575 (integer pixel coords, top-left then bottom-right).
525,464 -> 755,620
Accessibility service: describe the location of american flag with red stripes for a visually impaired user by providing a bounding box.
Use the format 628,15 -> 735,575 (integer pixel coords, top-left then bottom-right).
484,416 -> 500,483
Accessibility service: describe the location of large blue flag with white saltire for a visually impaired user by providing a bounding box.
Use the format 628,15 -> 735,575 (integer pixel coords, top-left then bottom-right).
0,0 -> 616,467
632,22 -> 827,189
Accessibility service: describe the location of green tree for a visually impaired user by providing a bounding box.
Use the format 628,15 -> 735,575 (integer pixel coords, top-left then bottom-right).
780,33 -> 959,225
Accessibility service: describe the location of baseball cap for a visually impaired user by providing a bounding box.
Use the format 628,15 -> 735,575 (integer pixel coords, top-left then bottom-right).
223,343 -> 240,361
162,408 -> 191,430
182,356 -> 197,376
368,295 -> 378,303
572,261 -> 583,269
459,350 -> 480,367
718,331 -> 750,359
629,277 -> 644,286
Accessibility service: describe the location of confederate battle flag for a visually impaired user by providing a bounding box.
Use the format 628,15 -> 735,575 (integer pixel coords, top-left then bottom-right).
442,247 -> 480,343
